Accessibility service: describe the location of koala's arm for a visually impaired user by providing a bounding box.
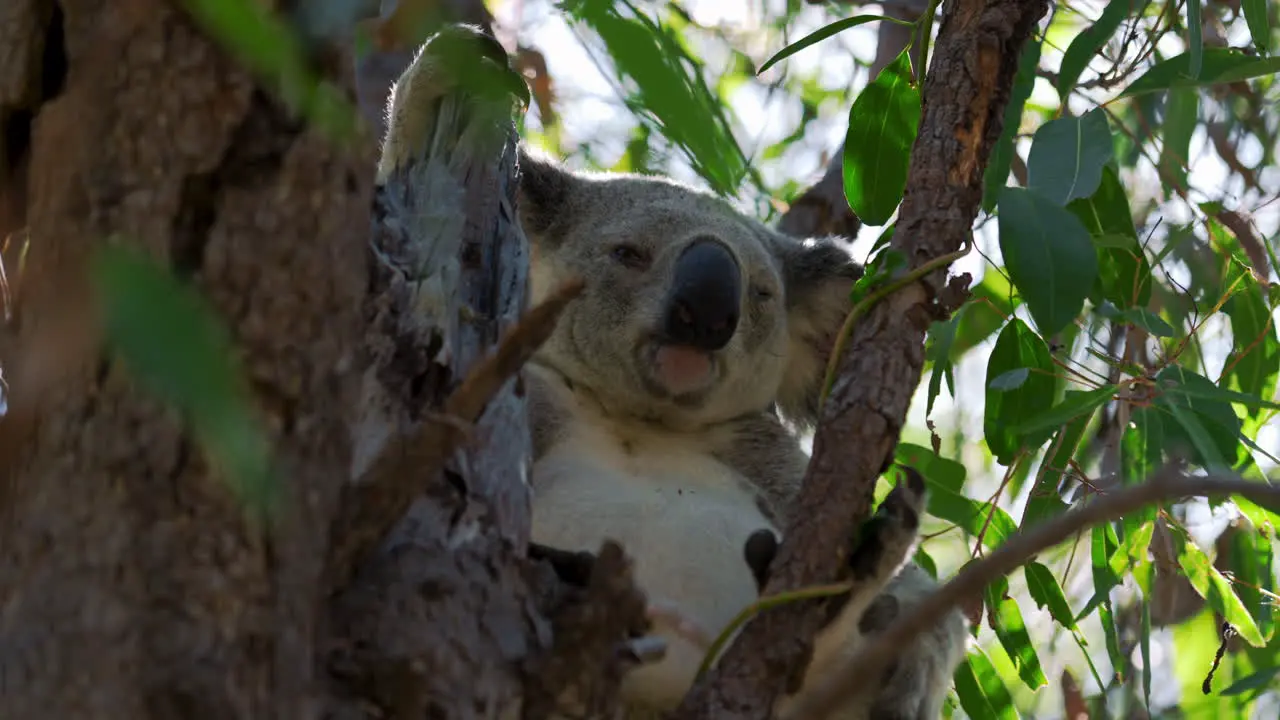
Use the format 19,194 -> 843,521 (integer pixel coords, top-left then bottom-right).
718,426 -> 966,719
524,363 -> 574,464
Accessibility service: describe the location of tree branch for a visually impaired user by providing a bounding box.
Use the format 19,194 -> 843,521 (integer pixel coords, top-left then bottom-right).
326,277 -> 583,590
790,466 -> 1280,718
673,0 -> 1049,717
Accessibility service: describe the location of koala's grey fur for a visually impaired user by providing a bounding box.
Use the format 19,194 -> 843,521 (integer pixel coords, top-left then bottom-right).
379,27 -> 967,720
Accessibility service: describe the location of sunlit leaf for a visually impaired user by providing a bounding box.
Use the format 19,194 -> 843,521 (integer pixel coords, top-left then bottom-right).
954,648 -> 1018,720
1026,109 -> 1114,206
1025,561 -> 1078,630
1122,48 -> 1280,97
997,187 -> 1098,337
758,14 -> 916,74
843,47 -> 922,226
986,576 -> 1048,690
1220,666 -> 1280,697
565,0 -> 749,194
1176,531 -> 1266,647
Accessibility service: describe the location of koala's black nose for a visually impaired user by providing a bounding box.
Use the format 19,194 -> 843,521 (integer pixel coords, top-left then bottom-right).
662,239 -> 741,351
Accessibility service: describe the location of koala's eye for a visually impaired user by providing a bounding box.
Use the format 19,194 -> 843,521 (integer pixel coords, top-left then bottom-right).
610,244 -> 650,270
751,285 -> 775,302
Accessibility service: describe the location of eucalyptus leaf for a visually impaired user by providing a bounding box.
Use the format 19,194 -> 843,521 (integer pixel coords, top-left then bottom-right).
1026,109 -> 1114,206
998,187 -> 1098,337
843,47 -> 922,226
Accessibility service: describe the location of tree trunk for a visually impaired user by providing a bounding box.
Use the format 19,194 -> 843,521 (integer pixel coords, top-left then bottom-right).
0,3 -> 617,719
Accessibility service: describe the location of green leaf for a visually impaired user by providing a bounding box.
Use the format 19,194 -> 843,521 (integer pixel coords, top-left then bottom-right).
989,368 -> 1031,391
92,246 -> 276,518
1025,561 -> 1078,630
1244,0 -> 1273,55
984,320 -> 1058,464
1058,0 -> 1144,98
1213,231 -> 1280,417
843,47 -> 922,226
953,273 -> 1019,358
896,443 -> 968,494
997,187 -> 1099,337
926,485 -> 1018,551
184,0 -> 358,140
954,649 -> 1018,720
1187,0 -> 1203,78
986,577 -> 1048,690
1010,385 -> 1116,436
1158,87 -> 1198,193
983,317 -> 1054,458
926,316 -> 959,416
1220,666 -> 1280,697
758,14 -> 916,74
1068,166 -> 1153,308
984,37 -> 1043,212
1155,365 -> 1245,468
566,0 -> 749,195
1122,48 -> 1280,97
1123,406 -> 1165,484
1026,109 -> 1114,206
1123,307 -> 1176,337
1022,403 -> 1091,527
1176,532 -> 1266,647
1228,524 -> 1275,640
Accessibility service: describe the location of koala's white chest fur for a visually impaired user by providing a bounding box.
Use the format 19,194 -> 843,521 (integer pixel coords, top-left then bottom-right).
532,405 -> 770,708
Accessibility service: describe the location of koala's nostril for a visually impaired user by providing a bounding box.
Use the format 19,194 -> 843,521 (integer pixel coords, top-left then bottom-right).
662,240 -> 742,351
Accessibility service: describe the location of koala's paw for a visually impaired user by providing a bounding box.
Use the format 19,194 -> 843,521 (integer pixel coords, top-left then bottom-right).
848,466 -> 926,585
377,24 -> 528,184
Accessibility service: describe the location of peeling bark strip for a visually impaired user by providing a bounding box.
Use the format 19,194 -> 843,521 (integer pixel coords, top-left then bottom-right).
673,0 -> 1050,717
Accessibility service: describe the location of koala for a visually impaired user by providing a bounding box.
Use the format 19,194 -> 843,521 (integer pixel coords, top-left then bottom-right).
378,26 -> 967,720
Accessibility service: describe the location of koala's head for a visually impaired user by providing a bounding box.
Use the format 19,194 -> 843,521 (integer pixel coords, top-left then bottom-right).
519,150 -> 861,430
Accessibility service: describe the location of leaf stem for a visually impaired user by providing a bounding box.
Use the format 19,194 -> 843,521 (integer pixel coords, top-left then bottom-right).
820,243 -> 972,406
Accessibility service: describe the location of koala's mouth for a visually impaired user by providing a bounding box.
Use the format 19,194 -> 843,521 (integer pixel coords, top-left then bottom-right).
639,341 -> 719,400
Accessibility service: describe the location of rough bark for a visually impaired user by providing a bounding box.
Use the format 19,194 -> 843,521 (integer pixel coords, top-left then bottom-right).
2,3 -> 647,718
324,28 -> 543,717
673,0 -> 1050,717
0,2 -> 370,719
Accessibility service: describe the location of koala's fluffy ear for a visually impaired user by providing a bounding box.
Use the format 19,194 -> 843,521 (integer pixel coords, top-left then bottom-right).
517,147 -> 578,243
774,237 -> 863,429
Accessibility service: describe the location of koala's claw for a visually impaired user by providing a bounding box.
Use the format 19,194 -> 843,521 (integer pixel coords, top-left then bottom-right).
848,467 -> 927,583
